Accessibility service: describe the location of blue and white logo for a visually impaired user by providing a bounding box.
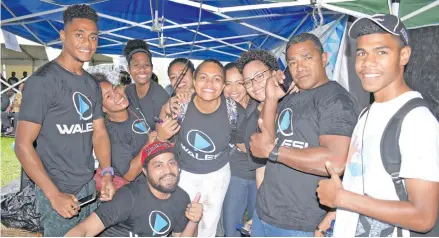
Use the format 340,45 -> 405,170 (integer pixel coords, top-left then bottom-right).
149,211 -> 171,236
277,108 -> 294,136
132,119 -> 149,134
187,129 -> 216,153
72,92 -> 92,121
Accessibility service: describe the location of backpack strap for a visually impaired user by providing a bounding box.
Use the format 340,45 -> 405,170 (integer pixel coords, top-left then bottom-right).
359,106 -> 370,120
178,101 -> 189,123
380,97 -> 432,236
225,97 -> 238,132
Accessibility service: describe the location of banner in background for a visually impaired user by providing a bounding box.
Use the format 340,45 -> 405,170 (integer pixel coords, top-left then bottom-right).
272,16 -> 349,91
2,30 -> 21,52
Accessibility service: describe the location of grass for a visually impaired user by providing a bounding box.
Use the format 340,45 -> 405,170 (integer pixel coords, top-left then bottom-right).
1,137 -> 21,187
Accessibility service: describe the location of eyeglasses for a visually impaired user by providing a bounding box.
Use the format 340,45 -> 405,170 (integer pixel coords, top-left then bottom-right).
243,69 -> 269,89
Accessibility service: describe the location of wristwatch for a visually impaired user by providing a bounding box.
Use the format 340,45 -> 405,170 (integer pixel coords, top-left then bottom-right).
100,167 -> 114,177
268,144 -> 280,163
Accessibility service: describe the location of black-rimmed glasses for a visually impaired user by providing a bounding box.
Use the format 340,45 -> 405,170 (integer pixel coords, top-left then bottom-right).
243,69 -> 269,89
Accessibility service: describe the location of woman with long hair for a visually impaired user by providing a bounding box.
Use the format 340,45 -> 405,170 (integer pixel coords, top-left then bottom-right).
162,59 -> 245,237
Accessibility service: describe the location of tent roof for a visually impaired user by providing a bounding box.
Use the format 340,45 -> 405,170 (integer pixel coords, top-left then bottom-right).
275,0 -> 439,29
1,0 -> 345,61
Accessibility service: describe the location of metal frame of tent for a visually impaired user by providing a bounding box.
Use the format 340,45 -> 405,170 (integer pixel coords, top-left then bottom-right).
1,0 -> 438,95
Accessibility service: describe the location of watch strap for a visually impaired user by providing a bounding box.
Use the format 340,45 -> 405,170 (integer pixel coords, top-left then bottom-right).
268,144 -> 280,162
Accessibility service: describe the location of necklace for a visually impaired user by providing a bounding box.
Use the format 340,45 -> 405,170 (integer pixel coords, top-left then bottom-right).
106,110 -> 129,123
55,59 -> 82,76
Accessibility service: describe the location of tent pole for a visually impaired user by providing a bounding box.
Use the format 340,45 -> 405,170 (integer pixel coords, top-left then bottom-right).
165,19 -> 248,52
167,42 -> 246,58
1,2 -> 46,45
0,8 -> 65,25
165,34 -> 259,48
162,12 -> 317,30
166,38 -> 244,58
212,11 -> 289,42
401,0 -> 439,21
321,3 -> 371,18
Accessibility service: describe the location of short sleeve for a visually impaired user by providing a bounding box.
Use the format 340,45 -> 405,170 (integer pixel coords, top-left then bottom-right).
95,186 -> 133,228
399,107 -> 439,182
318,93 -> 359,137
18,76 -> 55,124
93,83 -> 104,120
173,191 -> 190,233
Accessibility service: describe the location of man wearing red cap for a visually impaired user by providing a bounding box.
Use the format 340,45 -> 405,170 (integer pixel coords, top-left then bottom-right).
66,141 -> 204,237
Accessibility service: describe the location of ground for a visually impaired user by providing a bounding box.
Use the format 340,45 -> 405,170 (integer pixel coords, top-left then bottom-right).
1,137 -> 20,187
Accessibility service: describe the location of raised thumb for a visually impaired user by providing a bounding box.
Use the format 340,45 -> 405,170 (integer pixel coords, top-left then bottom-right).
192,192 -> 201,203
325,161 -> 338,177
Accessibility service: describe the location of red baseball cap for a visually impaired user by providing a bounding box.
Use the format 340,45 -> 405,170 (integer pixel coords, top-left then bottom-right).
141,141 -> 175,166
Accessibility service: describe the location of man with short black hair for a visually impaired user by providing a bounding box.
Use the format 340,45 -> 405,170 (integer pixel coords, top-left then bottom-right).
15,4 -> 115,236
7,71 -> 19,89
250,32 -> 359,236
317,14 -> 439,237
66,141 -> 203,237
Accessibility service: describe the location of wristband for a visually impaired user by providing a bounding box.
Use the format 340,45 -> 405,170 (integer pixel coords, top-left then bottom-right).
100,167 -> 114,177
315,226 -> 326,236
268,144 -> 280,163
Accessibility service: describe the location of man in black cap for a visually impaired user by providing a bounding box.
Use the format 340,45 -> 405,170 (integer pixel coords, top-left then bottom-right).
66,141 -> 204,237
316,13 -> 439,237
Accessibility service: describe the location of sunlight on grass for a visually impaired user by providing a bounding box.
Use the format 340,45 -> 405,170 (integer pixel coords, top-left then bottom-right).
1,137 -> 21,187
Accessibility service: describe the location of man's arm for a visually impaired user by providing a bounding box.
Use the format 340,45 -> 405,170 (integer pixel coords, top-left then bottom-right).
336,178 -> 439,232
65,213 -> 105,237
123,132 -> 157,181
173,193 -> 203,237
93,118 -> 115,201
277,135 -> 350,176
15,121 -> 79,218
173,222 -> 198,237
260,96 -> 278,139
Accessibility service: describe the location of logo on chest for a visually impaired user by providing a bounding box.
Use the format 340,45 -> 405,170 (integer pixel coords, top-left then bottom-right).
277,108 -> 294,136
73,92 -> 93,121
56,92 -> 93,135
132,119 -> 150,134
149,211 -> 171,236
186,129 -> 216,153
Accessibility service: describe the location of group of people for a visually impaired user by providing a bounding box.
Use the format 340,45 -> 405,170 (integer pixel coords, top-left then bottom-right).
1,71 -> 27,136
13,4 -> 439,237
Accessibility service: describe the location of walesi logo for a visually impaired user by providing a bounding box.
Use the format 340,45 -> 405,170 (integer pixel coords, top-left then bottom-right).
277,108 -> 294,136
186,129 -> 216,153
132,119 -> 150,134
73,92 -> 93,121
149,211 -> 171,236
56,92 -> 93,135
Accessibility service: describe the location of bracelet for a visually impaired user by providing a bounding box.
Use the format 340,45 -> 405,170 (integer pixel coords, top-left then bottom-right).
315,226 -> 326,236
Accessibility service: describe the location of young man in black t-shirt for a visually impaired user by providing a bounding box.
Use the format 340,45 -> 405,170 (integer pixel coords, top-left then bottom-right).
15,5 -> 115,237
66,141 -> 203,237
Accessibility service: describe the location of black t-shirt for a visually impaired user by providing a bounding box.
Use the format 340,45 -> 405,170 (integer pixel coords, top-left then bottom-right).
95,179 -> 190,237
105,106 -> 149,177
230,99 -> 265,180
8,76 -> 19,89
19,61 -> 103,194
125,81 -> 169,132
243,99 -> 267,171
176,95 -> 245,174
256,81 -> 359,231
